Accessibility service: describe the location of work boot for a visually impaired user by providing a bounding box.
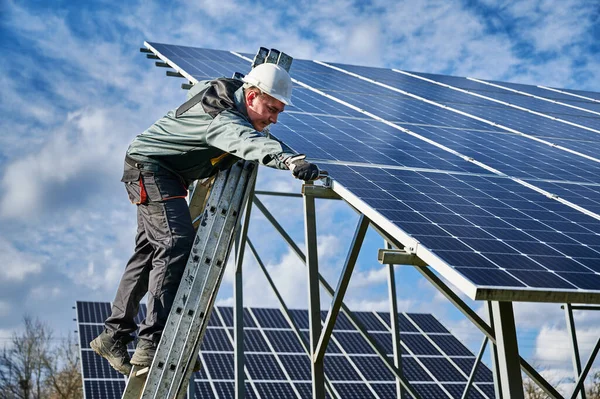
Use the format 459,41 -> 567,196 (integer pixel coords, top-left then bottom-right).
130,338 -> 156,367
90,330 -> 133,376
131,338 -> 202,371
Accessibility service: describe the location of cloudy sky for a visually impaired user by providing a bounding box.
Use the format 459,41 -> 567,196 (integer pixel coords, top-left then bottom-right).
1,0 -> 599,393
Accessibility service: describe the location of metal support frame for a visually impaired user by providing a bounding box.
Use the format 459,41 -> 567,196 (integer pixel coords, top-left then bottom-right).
233,180 -> 256,399
303,191 -> 326,398
565,303 -> 587,399
487,302 -> 503,399
490,301 -> 524,399
386,241 -> 403,399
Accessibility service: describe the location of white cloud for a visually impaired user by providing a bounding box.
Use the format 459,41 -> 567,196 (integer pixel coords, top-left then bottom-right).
0,238 -> 42,281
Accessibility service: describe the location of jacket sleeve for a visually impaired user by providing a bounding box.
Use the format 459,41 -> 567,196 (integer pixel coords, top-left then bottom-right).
205,110 -> 296,170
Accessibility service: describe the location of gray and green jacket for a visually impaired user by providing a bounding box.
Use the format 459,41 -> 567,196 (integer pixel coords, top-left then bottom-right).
127,78 -> 296,185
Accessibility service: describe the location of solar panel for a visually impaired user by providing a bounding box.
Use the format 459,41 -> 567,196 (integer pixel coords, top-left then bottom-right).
76,302 -> 495,398
141,40 -> 600,304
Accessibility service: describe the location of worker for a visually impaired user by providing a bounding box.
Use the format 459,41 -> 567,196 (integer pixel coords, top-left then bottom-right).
90,63 -> 319,375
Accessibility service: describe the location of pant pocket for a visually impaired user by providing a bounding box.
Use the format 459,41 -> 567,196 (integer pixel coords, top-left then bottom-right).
121,169 -> 142,204
143,172 -> 188,202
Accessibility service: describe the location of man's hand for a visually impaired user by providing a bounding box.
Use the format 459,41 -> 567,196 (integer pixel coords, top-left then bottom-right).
285,154 -> 320,181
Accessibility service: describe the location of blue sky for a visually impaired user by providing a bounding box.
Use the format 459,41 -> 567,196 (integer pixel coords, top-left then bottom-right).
1,0 -> 599,392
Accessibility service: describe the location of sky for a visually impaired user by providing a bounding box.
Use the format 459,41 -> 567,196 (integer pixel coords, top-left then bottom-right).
1,0 -> 600,394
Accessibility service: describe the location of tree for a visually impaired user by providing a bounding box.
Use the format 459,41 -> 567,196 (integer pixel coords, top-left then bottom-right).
587,370 -> 600,399
0,316 -> 82,399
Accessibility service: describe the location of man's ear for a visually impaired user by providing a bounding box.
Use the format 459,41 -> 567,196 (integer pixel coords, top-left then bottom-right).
246,90 -> 258,107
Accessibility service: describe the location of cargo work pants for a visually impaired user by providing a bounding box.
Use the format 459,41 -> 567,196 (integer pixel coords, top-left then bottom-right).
105,157 -> 194,344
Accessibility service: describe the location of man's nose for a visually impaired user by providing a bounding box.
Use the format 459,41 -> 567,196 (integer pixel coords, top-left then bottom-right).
269,113 -> 278,124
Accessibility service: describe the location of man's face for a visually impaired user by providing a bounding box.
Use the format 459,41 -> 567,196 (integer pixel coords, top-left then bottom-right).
246,90 -> 285,132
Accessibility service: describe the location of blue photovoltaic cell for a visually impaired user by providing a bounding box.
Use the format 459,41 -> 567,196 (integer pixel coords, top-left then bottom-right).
273,112 -> 488,174
279,354 -> 311,380
419,358 -> 467,382
200,328 -> 233,351
203,353 -> 235,380
84,380 -> 125,399
289,308 -> 310,329
264,330 -> 306,353
255,382 -> 297,397
325,164 -> 600,295
333,382 -> 377,398
245,353 -> 286,380
523,179 -> 600,216
321,310 -> 355,330
559,87 -> 600,101
81,351 -> 122,379
334,331 -> 377,354
406,314 -> 450,334
216,306 -> 256,327
453,358 -> 494,383
404,125 -> 600,184
236,329 -> 271,352
354,311 -> 388,332
402,334 -> 443,356
212,382 -> 258,399
443,383 -> 488,399
251,307 -> 290,328
324,355 -> 361,381
77,301 -> 110,323
193,381 -> 215,398
376,312 -> 420,332
429,335 -> 474,357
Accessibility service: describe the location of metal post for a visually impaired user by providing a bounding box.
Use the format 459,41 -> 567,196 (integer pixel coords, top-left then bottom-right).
490,301 -> 524,399
234,183 -> 255,399
487,302 -> 503,399
316,215 -> 369,362
304,191 -> 325,398
461,337 -> 488,399
386,241 -> 403,399
564,303 -> 586,399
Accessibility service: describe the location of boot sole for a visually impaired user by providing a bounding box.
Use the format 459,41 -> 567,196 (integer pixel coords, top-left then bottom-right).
90,338 -> 132,376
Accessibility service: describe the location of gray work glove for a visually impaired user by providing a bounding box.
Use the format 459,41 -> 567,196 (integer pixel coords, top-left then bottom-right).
285,154 -> 320,181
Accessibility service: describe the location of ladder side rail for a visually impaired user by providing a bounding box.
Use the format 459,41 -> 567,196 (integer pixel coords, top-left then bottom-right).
171,163 -> 258,398
153,162 -> 256,398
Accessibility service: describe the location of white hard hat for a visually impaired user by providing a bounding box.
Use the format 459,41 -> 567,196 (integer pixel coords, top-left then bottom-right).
242,63 -> 294,106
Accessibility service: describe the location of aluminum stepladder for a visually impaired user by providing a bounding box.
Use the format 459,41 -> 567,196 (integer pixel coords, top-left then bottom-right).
122,159 -> 258,399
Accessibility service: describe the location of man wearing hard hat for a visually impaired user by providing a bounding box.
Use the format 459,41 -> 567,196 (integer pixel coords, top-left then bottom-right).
90,63 -> 319,375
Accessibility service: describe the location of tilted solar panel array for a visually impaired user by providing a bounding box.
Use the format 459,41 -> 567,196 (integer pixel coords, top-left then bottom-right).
145,41 -> 600,303
76,301 -> 494,398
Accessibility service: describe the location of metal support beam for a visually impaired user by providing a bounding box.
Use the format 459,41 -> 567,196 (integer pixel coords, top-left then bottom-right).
378,248 -> 427,267
247,238 -> 338,399
569,337 -> 600,399
315,215 -> 369,362
461,337 -> 488,399
386,241 -> 403,399
487,302 -> 503,399
233,183 -> 255,399
490,302 -> 524,399
304,192 -> 325,398
564,303 -> 586,399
